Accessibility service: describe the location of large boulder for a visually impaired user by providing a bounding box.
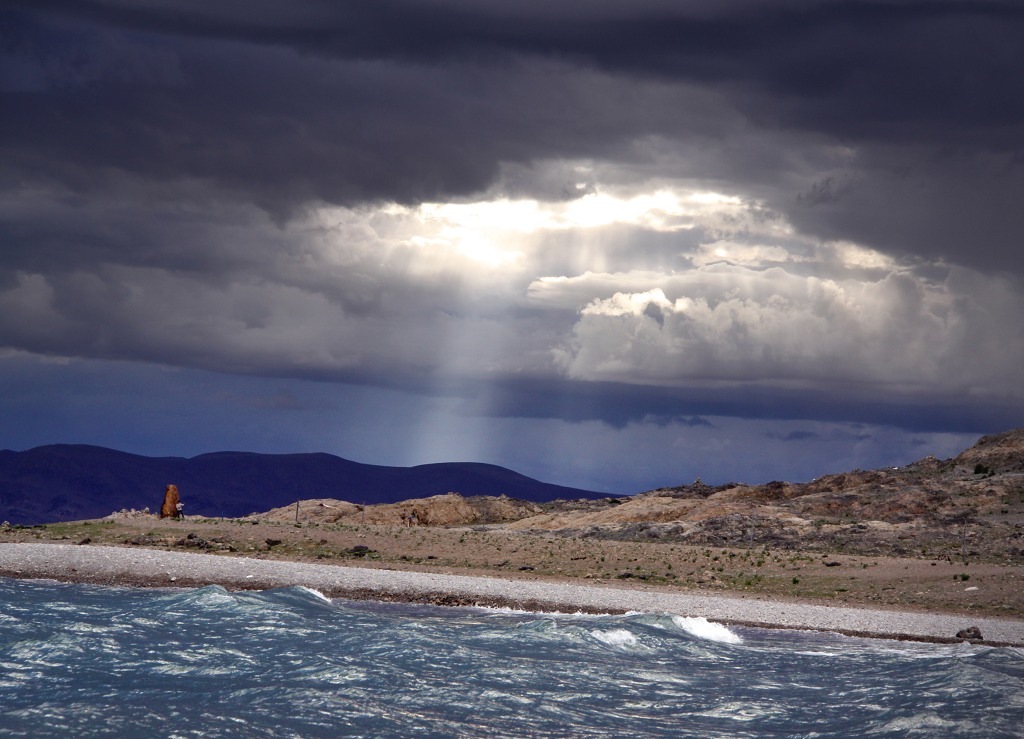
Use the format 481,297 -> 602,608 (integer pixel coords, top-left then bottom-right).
956,626 -> 983,641
159,484 -> 181,519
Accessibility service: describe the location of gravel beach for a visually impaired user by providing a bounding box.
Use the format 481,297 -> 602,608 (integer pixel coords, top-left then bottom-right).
2,543 -> 1022,646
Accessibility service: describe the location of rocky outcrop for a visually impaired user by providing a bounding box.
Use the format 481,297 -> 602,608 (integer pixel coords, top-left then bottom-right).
159,485 -> 180,519
953,429 -> 1024,474
250,493 -> 542,527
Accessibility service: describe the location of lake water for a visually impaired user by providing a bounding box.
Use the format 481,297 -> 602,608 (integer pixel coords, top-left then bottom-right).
1,578 -> 1022,737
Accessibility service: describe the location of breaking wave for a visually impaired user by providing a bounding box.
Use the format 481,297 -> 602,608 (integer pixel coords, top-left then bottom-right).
0,578 -> 1022,737
670,615 -> 744,644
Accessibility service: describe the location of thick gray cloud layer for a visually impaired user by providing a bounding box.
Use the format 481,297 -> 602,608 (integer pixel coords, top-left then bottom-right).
1,0 -> 1022,479
5,1 -> 1023,262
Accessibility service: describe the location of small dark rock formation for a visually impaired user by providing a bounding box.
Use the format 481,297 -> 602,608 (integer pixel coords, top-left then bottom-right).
159,484 -> 181,519
345,545 -> 375,557
956,626 -> 983,641
176,533 -> 212,549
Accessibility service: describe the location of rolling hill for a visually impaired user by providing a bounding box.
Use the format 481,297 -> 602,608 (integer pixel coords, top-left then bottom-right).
0,445 -> 612,524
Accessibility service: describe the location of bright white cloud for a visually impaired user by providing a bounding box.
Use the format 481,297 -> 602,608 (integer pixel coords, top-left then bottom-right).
323,186 -> 754,277
415,189 -> 735,234
3,177 -> 1021,410
547,263 -> 1024,397
690,240 -> 800,267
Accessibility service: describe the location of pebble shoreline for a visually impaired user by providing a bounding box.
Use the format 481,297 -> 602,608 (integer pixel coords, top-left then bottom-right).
2,543 -> 1023,646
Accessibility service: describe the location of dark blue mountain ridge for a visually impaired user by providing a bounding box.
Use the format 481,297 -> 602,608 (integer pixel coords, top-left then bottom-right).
0,444 -> 614,525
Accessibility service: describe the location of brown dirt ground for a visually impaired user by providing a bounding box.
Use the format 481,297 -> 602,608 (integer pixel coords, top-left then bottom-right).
4,515 -> 1021,620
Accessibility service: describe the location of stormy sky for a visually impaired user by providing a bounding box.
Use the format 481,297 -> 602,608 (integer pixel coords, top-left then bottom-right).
1,0 -> 1022,493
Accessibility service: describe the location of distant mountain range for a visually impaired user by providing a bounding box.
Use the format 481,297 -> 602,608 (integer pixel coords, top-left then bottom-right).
0,445 -> 612,525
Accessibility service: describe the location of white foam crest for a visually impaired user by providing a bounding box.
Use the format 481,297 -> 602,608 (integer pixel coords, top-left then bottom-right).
671,615 -> 743,645
879,712 -> 959,732
479,606 -> 536,616
695,700 -> 783,721
590,628 -> 639,647
478,605 -> 615,619
296,586 -> 331,603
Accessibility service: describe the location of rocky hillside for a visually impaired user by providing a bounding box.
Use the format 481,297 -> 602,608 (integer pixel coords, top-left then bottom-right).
251,493 -> 542,527
951,429 -> 1024,475
263,430 -> 1024,562
514,429 -> 1024,559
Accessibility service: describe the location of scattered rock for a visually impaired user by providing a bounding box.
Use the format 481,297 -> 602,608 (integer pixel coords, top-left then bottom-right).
956,626 -> 983,641
105,508 -> 153,520
124,534 -> 165,546
176,536 -> 212,549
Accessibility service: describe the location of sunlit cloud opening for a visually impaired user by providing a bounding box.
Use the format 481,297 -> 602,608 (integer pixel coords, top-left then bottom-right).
312,186 -> 762,272
435,188 -> 740,233
304,186 -> 955,398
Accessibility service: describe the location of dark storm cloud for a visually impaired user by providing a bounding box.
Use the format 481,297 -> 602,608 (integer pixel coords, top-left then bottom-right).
1,3 -> 725,211
3,0 -> 1022,270
1,0 -> 1022,459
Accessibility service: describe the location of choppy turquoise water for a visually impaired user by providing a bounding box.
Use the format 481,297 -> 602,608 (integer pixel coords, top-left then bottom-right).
1,578 -> 1023,737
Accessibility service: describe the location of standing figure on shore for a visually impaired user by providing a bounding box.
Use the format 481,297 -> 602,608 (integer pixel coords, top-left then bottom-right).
160,484 -> 181,519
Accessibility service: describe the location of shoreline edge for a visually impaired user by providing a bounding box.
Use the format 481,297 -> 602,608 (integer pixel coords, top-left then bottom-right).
2,543 -> 1022,646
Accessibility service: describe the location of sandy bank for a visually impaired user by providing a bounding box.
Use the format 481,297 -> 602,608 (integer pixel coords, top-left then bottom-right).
2,543 -> 1022,646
